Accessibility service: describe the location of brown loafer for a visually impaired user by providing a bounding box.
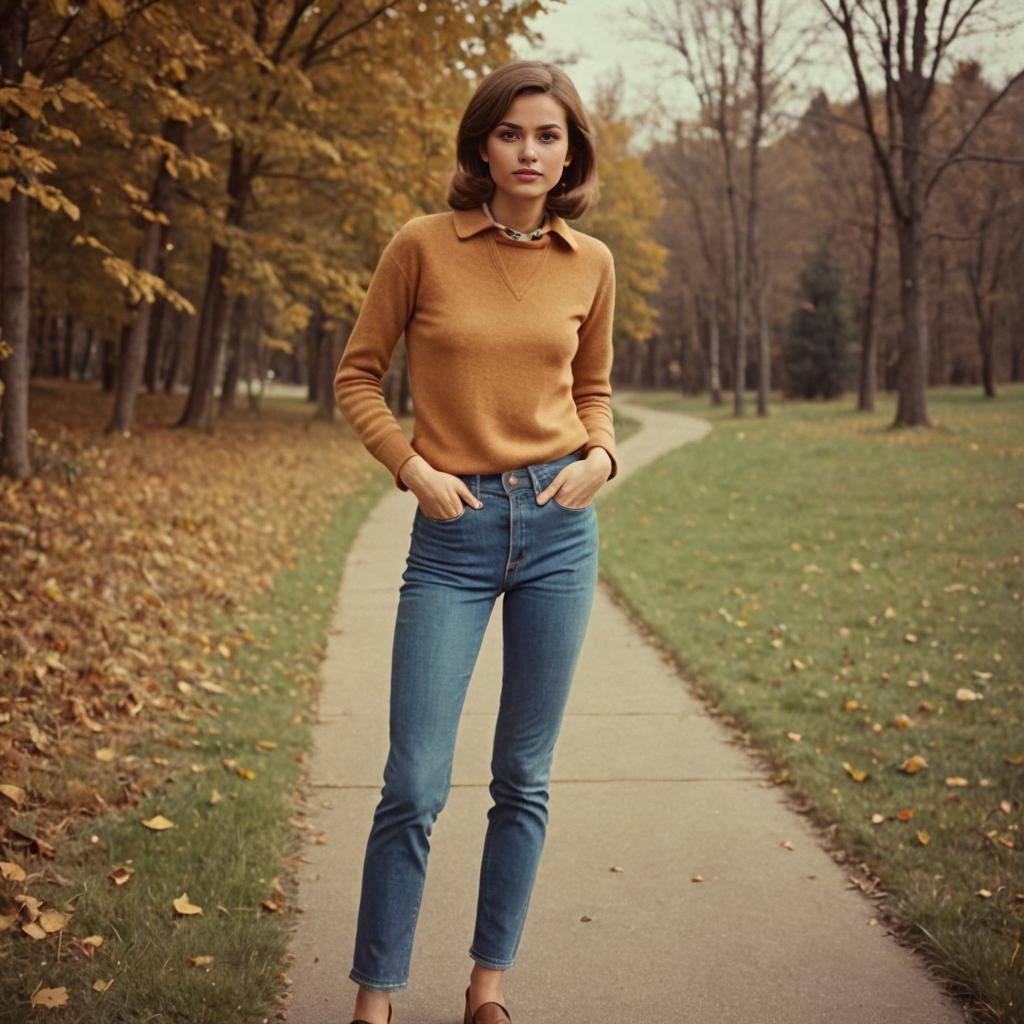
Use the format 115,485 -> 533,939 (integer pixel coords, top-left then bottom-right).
464,985 -> 511,1024
350,1001 -> 392,1024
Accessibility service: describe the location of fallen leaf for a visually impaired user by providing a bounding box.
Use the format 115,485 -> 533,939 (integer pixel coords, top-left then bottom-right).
917,830 -> 930,844
141,814 -> 175,830
190,954 -> 215,967
30,987 -> 69,1008
172,893 -> 203,916
0,783 -> 26,807
956,688 -> 983,702
902,754 -> 928,774
109,865 -> 135,885
93,979 -> 114,992
39,909 -> 71,933
1,860 -> 26,882
843,761 -> 868,782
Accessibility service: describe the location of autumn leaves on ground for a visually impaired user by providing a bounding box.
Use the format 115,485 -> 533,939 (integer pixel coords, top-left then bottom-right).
0,383 -> 389,1020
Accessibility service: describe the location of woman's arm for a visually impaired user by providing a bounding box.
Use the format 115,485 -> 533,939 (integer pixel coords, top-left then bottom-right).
333,230 -> 420,491
571,246 -> 618,481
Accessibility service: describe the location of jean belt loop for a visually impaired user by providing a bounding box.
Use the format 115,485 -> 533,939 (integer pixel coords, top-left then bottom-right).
526,465 -> 545,497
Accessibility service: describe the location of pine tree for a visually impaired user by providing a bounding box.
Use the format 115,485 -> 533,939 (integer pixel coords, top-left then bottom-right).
782,247 -> 853,399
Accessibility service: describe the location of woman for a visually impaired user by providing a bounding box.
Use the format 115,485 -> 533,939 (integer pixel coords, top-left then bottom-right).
334,59 -> 618,1024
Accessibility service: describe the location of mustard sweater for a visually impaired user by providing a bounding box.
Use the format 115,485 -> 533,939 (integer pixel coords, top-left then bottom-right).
333,204 -> 618,491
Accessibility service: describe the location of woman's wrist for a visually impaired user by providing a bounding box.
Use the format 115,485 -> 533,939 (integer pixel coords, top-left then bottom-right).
584,445 -> 613,481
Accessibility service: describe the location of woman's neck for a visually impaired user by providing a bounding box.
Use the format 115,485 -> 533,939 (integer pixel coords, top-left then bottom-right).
485,195 -> 548,236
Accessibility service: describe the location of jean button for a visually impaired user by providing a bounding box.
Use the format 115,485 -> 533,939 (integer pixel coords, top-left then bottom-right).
508,474 -> 518,485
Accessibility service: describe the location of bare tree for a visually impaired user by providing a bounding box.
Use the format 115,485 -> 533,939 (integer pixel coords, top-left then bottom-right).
818,0 -> 1024,426
632,0 -> 813,417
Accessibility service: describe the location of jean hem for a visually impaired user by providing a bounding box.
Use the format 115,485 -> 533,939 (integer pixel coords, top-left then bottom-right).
468,947 -> 515,971
349,966 -> 408,992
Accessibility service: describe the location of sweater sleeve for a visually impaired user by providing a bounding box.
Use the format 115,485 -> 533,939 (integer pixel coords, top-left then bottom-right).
333,229 -> 420,491
571,245 -> 618,481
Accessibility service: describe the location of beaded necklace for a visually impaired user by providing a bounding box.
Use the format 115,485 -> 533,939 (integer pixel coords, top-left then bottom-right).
482,200 -> 549,242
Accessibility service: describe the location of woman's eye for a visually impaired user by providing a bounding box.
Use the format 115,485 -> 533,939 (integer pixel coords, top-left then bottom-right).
498,130 -> 559,142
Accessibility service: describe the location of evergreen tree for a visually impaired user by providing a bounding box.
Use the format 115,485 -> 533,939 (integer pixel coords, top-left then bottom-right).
782,246 -> 853,399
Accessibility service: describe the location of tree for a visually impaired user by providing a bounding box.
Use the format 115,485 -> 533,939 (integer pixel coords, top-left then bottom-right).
817,0 -> 1024,426
782,246 -> 853,399
631,0 -> 814,416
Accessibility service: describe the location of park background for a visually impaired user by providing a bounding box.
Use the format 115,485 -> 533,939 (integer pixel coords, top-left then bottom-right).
0,0 -> 1021,1020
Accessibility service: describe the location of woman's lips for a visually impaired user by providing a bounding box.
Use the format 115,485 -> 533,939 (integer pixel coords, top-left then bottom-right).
513,171 -> 542,179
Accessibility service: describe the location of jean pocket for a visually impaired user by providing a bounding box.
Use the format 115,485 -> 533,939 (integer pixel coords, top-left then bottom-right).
417,504 -> 467,523
551,495 -> 594,512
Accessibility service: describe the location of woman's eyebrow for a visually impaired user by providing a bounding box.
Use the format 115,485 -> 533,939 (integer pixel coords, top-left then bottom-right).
497,121 -> 563,130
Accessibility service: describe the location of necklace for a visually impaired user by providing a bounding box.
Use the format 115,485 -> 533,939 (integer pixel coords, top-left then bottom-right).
482,200 -> 548,241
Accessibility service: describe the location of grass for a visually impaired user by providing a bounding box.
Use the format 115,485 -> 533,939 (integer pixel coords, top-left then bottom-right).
597,383 -> 1024,1023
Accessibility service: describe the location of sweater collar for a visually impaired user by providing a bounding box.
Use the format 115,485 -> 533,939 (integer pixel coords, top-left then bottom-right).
453,204 -> 579,252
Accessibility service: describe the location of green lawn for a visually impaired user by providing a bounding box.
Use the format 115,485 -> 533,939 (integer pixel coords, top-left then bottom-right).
597,384 -> 1024,1023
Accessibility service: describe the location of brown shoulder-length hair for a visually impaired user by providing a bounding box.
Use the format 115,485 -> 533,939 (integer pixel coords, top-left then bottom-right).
446,60 -> 599,221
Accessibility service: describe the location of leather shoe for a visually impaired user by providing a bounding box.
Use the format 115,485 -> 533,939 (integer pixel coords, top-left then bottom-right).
464,985 -> 512,1024
350,1000 -> 392,1024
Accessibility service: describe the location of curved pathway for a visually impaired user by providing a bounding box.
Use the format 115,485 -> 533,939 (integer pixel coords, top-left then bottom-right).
285,390 -> 963,1024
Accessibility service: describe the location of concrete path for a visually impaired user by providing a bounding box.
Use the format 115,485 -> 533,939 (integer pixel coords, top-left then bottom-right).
284,392 -> 964,1024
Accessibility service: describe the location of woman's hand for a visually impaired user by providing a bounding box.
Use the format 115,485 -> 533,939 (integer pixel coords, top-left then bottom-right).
400,456 -> 482,520
536,447 -> 612,509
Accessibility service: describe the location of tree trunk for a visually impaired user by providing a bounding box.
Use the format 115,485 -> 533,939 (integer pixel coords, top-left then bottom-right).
108,116 -> 185,433
756,282 -> 770,416
144,295 -> 167,392
176,142 -> 255,431
858,164 -> 882,412
978,319 -> 996,398
162,308 -> 185,395
892,213 -> 931,426
315,320 -> 341,421
647,333 -> 661,389
78,326 -> 94,379
63,313 -> 75,378
0,1 -> 31,477
218,293 -> 246,414
709,301 -> 723,406
101,334 -> 119,392
930,246 -> 947,388
0,180 -> 31,478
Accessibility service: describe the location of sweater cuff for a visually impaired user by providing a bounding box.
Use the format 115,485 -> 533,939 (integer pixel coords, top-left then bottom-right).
377,435 -> 419,492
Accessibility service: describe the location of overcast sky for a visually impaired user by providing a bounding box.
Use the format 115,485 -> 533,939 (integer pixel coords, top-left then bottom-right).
508,0 -> 1024,151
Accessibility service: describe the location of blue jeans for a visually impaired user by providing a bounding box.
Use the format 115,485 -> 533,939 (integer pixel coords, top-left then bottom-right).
349,446 -> 600,990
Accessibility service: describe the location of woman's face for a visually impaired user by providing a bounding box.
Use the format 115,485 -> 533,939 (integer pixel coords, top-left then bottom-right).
478,91 -> 572,202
